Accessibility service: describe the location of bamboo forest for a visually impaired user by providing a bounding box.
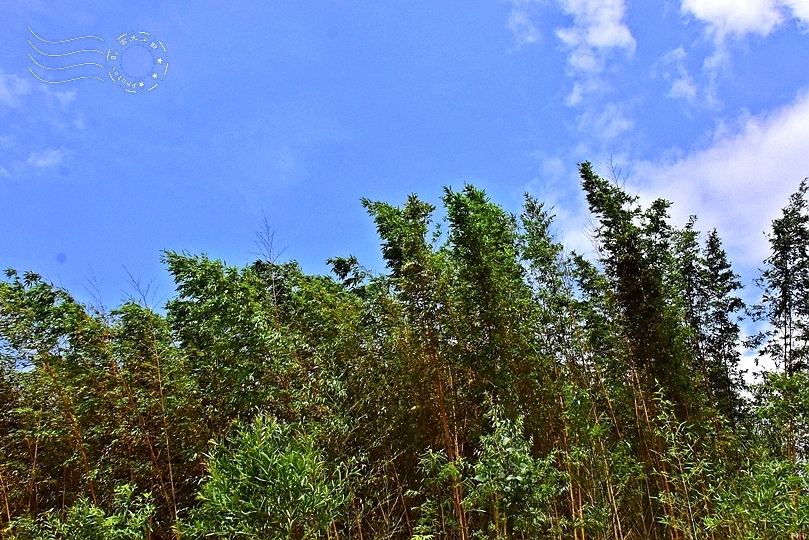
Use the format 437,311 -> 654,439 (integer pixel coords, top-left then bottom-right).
4,162 -> 809,540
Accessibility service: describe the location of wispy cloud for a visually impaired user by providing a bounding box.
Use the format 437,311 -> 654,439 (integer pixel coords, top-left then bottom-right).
211,103 -> 351,207
783,0 -> 809,21
507,7 -> 542,49
48,89 -> 77,109
681,0 -> 809,83
556,0 -> 636,57
0,70 -> 32,107
576,101 -> 634,140
0,66 -> 85,179
555,0 -> 635,104
525,152 -> 594,255
653,47 -> 699,104
681,0 -> 786,39
632,90 -> 809,266
681,0 -> 809,106
501,0 -> 636,106
681,0 -> 809,40
28,147 -> 68,168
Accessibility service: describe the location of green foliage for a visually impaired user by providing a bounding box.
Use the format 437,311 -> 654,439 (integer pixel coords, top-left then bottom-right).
706,457 -> 809,539
3,484 -> 154,540
183,414 -> 350,539
675,222 -> 747,422
753,180 -> 809,376
753,371 -> 809,459
579,162 -> 694,404
3,163 -> 809,539
407,449 -> 468,539
464,403 -> 564,538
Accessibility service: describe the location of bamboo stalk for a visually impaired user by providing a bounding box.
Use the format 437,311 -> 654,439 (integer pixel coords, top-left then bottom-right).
40,360 -> 97,504
391,459 -> 413,537
0,467 -> 11,524
149,322 -> 178,520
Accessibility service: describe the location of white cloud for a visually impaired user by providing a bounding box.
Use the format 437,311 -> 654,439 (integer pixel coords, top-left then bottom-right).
682,0 -> 783,38
507,5 -> 542,48
670,76 -> 698,102
654,47 -> 698,103
783,0 -> 809,21
0,70 -> 32,107
555,0 -> 635,103
541,156 -> 566,178
526,154 -> 596,256
1,69 -> 80,111
566,79 -> 602,106
557,0 -> 636,53
682,0 -> 809,39
577,102 -> 634,140
501,0 -> 635,103
49,89 -> 77,109
632,91 -> 809,265
0,67 -> 83,180
681,0 -> 809,97
28,147 -> 68,168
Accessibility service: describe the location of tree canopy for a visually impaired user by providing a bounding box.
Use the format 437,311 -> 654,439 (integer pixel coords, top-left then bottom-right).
2,163 -> 809,539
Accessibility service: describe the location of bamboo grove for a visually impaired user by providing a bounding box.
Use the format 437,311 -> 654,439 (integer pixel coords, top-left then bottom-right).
2,163 -> 809,539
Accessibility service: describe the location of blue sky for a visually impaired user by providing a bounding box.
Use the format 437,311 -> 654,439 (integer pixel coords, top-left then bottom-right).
1,0 -> 809,309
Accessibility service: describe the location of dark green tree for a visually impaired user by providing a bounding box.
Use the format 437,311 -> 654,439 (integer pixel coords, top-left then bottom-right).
752,180 -> 809,461
753,180 -> 809,377
675,223 -> 746,422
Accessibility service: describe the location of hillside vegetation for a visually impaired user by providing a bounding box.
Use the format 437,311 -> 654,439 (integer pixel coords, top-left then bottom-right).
3,163 -> 809,539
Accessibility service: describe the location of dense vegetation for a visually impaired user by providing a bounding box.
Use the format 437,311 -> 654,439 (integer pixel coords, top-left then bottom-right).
2,162 -> 809,539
